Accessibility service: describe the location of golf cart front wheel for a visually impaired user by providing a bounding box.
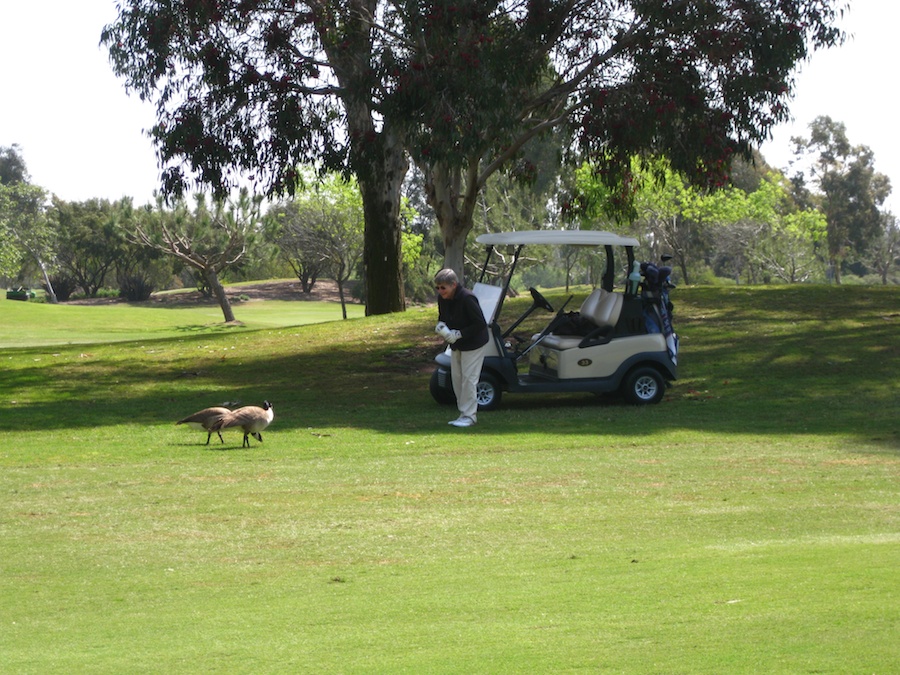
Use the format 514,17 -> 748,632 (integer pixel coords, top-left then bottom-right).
623,366 -> 666,405
476,373 -> 502,411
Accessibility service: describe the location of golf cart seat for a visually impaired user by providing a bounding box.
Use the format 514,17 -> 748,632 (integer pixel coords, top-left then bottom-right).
540,289 -> 623,350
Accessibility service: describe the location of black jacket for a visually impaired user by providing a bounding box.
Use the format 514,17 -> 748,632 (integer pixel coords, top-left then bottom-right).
437,285 -> 489,351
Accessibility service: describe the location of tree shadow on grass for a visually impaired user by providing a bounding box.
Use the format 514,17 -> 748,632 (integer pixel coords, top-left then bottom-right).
2,287 -> 898,455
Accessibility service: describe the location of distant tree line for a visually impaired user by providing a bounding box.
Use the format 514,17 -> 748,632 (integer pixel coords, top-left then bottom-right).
1,113 -> 897,322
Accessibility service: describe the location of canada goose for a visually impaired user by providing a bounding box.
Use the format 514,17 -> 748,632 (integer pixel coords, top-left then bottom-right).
210,401 -> 274,448
176,406 -> 231,445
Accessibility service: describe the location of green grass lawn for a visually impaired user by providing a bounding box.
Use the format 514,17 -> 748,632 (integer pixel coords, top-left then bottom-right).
0,286 -> 897,673
0,294 -> 365,347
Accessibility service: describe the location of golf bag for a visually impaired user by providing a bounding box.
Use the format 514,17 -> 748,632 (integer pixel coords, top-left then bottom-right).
640,262 -> 678,365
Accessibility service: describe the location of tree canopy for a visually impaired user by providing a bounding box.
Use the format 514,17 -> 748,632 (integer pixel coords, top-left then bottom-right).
0,144 -> 30,186
790,116 -> 891,282
268,173 -> 365,317
131,191 -> 263,322
53,198 -> 130,298
103,0 -> 845,308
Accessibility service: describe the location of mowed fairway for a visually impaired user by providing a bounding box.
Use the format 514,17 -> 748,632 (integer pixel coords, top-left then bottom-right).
0,293 -> 365,347
0,286 -> 897,673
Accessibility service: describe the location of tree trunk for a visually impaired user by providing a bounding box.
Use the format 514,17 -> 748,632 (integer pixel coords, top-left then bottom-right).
318,3 -> 407,316
356,127 -> 408,316
205,267 -> 236,323
442,232 -> 468,285
337,260 -> 348,320
426,160 -> 480,287
36,256 -> 57,304
337,280 -> 347,320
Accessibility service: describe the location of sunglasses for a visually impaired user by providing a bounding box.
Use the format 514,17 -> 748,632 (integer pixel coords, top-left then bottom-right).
435,284 -> 450,290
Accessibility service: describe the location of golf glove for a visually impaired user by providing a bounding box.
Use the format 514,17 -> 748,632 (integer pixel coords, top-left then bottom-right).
447,329 -> 462,344
435,322 -> 452,341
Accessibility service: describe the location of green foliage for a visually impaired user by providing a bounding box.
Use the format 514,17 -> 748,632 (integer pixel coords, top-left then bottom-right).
790,116 -> 892,280
568,158 -> 833,286
52,197 -> 131,297
267,172 -> 365,316
102,2 -> 845,311
400,228 -> 433,302
0,286 -> 898,672
867,213 -> 900,285
130,191 -> 264,322
0,143 -> 30,185
0,181 -> 58,298
0,188 -> 23,277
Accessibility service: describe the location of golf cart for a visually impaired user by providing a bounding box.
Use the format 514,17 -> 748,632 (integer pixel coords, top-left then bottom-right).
429,230 -> 678,410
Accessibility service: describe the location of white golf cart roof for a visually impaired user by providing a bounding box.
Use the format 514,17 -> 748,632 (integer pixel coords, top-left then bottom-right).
476,230 -> 639,247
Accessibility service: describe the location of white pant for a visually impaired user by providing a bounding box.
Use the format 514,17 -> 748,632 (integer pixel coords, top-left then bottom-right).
451,344 -> 487,420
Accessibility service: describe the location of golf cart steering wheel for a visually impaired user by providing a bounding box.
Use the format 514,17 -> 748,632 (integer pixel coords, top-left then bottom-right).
529,287 -> 554,312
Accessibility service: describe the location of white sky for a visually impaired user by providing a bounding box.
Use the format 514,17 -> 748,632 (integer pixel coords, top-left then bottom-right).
0,0 -> 895,214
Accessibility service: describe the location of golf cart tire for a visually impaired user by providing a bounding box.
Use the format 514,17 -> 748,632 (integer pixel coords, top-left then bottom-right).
476,373 -> 503,411
622,366 -> 666,405
429,369 -> 456,405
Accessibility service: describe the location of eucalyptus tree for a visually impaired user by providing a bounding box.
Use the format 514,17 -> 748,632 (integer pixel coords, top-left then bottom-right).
790,116 -> 892,282
868,212 -> 899,285
104,1 -> 410,315
103,0 -> 843,308
382,0 -> 844,281
0,183 -> 58,302
0,144 -> 30,185
0,146 -> 59,300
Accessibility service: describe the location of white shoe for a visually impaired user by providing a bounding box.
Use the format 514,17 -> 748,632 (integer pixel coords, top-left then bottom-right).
449,416 -> 475,428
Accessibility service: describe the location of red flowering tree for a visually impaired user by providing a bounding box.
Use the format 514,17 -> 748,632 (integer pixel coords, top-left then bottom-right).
103,0 -> 844,301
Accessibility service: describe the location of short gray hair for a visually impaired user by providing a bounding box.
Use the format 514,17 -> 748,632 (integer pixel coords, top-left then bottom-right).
434,269 -> 458,285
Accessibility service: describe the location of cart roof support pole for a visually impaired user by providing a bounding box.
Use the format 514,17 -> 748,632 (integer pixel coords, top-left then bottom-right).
477,246 -> 494,285
493,244 -> 524,320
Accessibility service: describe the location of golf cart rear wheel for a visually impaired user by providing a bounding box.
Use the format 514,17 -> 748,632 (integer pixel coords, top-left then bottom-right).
623,366 -> 665,405
430,369 -> 456,405
476,373 -> 502,411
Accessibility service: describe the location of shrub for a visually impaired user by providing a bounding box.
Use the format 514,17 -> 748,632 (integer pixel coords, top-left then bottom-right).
47,275 -> 78,302
119,275 -> 155,301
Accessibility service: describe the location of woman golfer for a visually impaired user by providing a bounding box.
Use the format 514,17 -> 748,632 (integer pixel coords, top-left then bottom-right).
434,269 -> 489,427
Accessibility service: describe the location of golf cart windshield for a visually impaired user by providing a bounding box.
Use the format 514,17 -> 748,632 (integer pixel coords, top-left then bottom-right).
474,230 -> 640,322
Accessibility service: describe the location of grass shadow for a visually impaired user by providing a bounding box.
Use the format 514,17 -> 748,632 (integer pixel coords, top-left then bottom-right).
1,287 -> 898,454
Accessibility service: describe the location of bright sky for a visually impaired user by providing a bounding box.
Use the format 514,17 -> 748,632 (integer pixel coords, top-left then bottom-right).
0,1 -> 895,214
